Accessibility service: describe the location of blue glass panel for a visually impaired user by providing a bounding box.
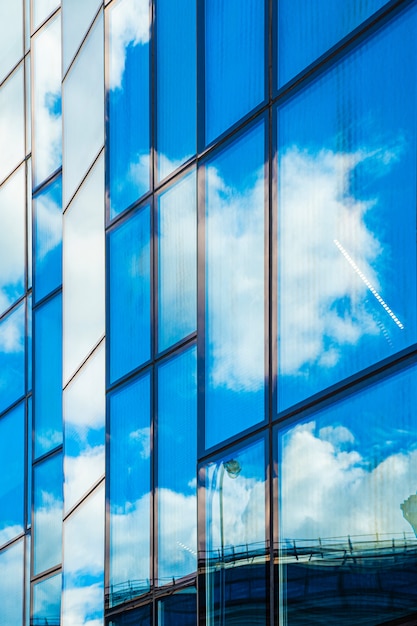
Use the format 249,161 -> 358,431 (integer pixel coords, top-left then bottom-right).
205,438 -> 267,624
34,294 -> 63,458
158,347 -> 197,584
158,591 -> 196,625
33,175 -> 62,303
158,171 -> 196,352
205,122 -> 265,449
0,302 -> 25,415
33,453 -> 62,575
0,65 -> 25,185
0,403 -> 25,547
27,158 -> 32,290
109,373 -> 151,606
27,295 -> 32,392
277,5 -> 417,410
27,397 -> 32,527
156,0 -> 196,181
279,363 -> 417,624
0,540 -> 24,626
108,0 -> 150,218
205,0 -> 264,145
32,573 -> 62,626
109,605 -> 151,626
62,486 -> 104,626
109,206 -> 151,383
278,0 -> 389,87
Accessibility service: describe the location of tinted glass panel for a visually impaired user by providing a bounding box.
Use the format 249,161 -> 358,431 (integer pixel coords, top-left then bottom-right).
205,122 -> 265,449
109,206 -> 151,383
158,171 -> 196,352
0,540 -> 24,626
0,65 -> 24,184
277,5 -> 417,410
27,397 -> 32,525
156,0 -> 196,181
0,302 -> 25,415
158,347 -> 197,584
109,373 -> 151,606
0,403 -> 25,547
62,0 -> 101,73
32,573 -> 62,626
205,0 -> 264,145
158,591 -> 197,625
108,0 -> 150,218
279,363 -> 417,625
109,605 -> 151,626
33,453 -> 62,574
0,1 -> 23,84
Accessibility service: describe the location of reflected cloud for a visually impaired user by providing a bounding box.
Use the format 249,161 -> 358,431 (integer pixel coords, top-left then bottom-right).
65,447 -> 104,509
0,306 -> 24,354
0,541 -> 24,623
35,189 -> 62,260
0,66 -> 25,184
129,427 -> 150,459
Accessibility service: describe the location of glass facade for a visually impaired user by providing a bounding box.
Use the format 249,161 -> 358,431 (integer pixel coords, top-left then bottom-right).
1,1 -> 417,624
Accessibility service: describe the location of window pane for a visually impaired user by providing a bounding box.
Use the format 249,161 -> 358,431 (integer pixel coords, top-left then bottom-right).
33,175 -> 62,303
277,5 -> 417,410
158,170 -> 196,352
0,302 -> 25,415
279,363 -> 417,624
108,0 -> 150,218
0,1 -> 23,84
33,0 -> 60,31
109,205 -> 151,383
156,0 -> 196,181
158,591 -> 197,626
62,0 -> 101,73
33,453 -> 62,574
0,65 -> 24,185
109,373 -> 151,606
32,573 -> 62,626
109,605 -> 151,626
205,0 -> 264,145
204,438 -> 267,624
205,121 -> 265,449
0,540 -> 24,626
158,347 -> 197,584
0,403 -> 25,547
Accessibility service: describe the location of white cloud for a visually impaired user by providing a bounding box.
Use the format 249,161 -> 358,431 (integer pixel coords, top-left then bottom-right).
0,305 -> 24,354
64,446 -> 105,511
0,66 -> 25,184
129,427 -> 150,459
35,185 -> 62,260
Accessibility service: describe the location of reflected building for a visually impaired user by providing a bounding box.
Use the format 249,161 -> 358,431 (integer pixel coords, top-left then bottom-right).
1,0 -> 417,625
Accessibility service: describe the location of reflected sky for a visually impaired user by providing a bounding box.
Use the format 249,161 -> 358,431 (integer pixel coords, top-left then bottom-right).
33,452 -> 62,575
0,1 -> 23,84
0,65 -> 25,185
0,540 -> 24,625
33,573 -> 62,626
0,403 -> 25,547
62,0 -> 101,73
0,302 -> 25,416
34,175 -> 62,303
33,0 -> 60,31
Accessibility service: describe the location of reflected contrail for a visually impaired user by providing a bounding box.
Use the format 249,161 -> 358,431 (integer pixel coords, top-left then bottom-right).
333,239 -> 404,330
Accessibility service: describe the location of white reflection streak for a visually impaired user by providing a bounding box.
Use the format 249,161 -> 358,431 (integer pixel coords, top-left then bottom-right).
334,238 -> 404,330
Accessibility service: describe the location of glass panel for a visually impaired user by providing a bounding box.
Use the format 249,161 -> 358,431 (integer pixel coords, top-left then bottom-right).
34,293 -> 63,458
277,5 -> 417,411
27,397 -> 32,526
156,0 -> 196,181
27,295 -> 32,392
108,0 -> 150,218
0,0 -> 23,84
158,347 -> 197,584
0,65 -> 25,185
0,403 -> 25,547
0,540 -> 24,626
0,302 -> 25,415
278,0 -> 390,87
33,0 -> 60,31
158,591 -> 197,626
205,121 -> 265,449
27,158 -> 32,290
158,170 -> 196,352
62,485 -> 104,626
64,344 -> 105,512
25,55 -> 31,155
63,154 -> 104,382
62,0 -> 101,73
204,438 -> 267,625
109,605 -> 151,626
109,373 -> 151,606
205,0 -> 264,145
33,175 -> 62,303
109,205 -> 151,383
32,573 -> 62,626
0,164 -> 25,316
63,11 -> 104,207
33,452 -> 62,574
32,13 -> 62,186
25,535 -> 31,626
279,363 -> 417,625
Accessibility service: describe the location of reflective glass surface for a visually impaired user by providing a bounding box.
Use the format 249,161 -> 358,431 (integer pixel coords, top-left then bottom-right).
33,175 -> 62,303
0,1 -> 23,84
277,5 -> 417,411
156,0 -> 196,181
158,591 -> 197,625
32,573 -> 62,626
205,121 -> 265,449
62,485 -> 104,626
279,363 -> 417,624
34,294 -> 63,458
0,403 -> 25,547
27,158 -> 32,290
0,302 -> 25,415
0,65 -> 25,184
32,13 -> 61,186
158,171 -> 196,352
63,11 -> 104,207
0,164 -> 25,316
158,347 -> 197,584
205,0 -> 264,145
33,0 -> 60,32
62,0 -> 101,73
27,397 -> 32,525
108,0 -> 150,218
204,437 -> 267,625
27,295 -> 32,392
33,453 -> 62,575
109,373 -> 151,606
278,0 -> 389,86
63,155 -> 104,383
25,55 -> 31,156
109,605 -> 151,626
64,343 -> 105,512
0,539 -> 24,626
109,205 -> 151,383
